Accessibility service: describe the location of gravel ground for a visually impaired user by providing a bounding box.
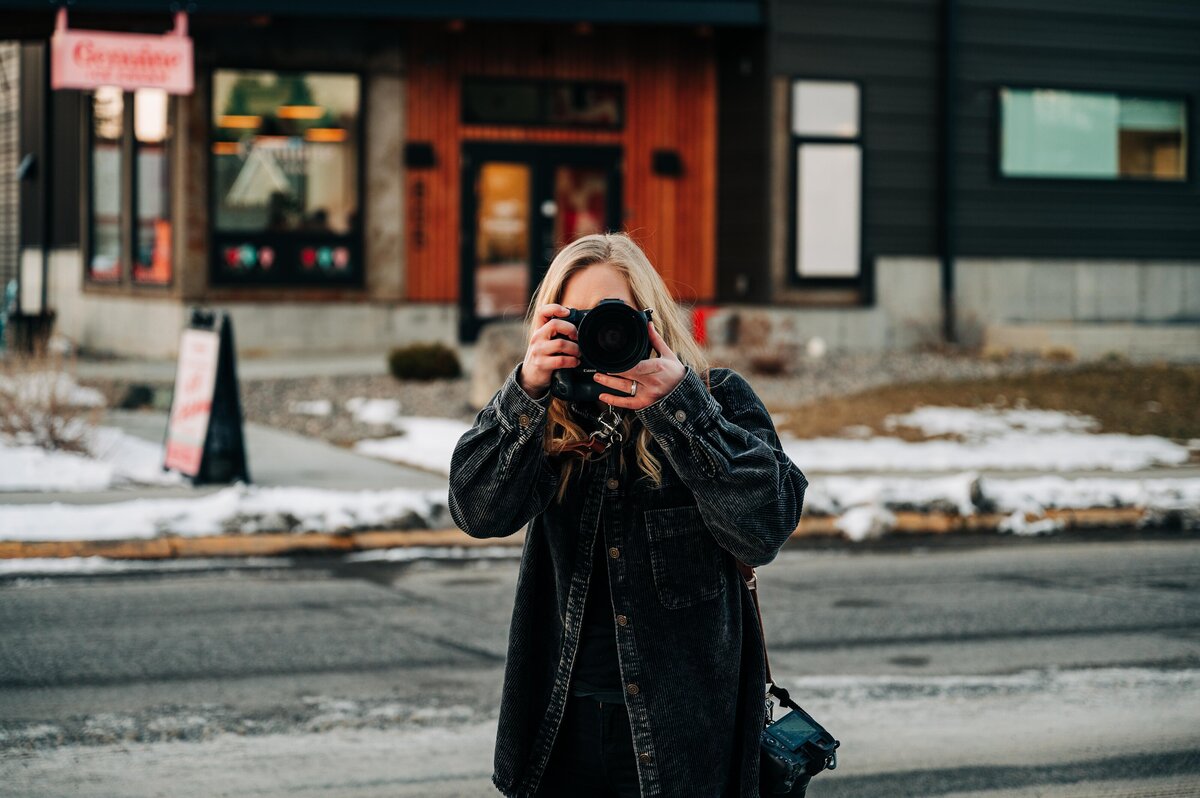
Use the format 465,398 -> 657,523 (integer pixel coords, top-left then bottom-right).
713,348 -> 1085,412
76,350 -> 1088,447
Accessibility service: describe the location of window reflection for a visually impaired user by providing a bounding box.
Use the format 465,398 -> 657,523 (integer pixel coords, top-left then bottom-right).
1000,88 -> 1187,181
475,162 -> 530,318
211,70 -> 359,235
133,88 -> 172,285
462,79 -> 624,129
553,165 -> 606,246
88,86 -> 122,281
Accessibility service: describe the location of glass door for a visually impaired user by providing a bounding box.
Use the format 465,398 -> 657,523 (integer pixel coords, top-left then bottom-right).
472,161 -> 532,319
460,143 -> 622,342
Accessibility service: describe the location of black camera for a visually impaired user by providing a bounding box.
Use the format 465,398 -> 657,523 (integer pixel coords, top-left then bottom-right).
550,298 -> 654,402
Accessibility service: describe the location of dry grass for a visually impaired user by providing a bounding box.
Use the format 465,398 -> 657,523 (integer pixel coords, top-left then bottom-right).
772,363 -> 1200,442
0,353 -> 103,453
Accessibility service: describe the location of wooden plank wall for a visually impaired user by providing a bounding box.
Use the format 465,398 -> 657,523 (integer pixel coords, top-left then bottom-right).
404,22 -> 716,303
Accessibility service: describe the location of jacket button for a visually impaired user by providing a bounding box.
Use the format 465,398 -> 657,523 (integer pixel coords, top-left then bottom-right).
518,413 -> 530,428
616,614 -> 628,626
673,409 -> 687,423
606,477 -> 619,490
638,751 -> 652,765
608,546 -> 620,559
625,682 -> 639,696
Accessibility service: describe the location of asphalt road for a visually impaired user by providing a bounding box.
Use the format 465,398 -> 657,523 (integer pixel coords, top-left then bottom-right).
1,534 -> 1198,797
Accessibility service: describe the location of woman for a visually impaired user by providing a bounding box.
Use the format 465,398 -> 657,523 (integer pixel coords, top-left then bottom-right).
449,232 -> 808,798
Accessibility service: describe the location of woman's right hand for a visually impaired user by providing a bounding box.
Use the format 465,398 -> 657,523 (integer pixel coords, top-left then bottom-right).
519,303 -> 581,398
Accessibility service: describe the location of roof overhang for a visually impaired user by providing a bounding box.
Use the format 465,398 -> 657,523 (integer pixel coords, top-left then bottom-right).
0,0 -> 763,26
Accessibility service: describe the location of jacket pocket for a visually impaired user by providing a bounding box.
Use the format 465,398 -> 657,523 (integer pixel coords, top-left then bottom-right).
643,505 -> 727,610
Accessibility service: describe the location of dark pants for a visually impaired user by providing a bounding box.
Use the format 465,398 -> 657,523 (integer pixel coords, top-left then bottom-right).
535,694 -> 642,797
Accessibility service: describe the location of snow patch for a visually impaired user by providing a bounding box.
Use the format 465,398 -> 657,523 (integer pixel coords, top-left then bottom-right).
810,473 -> 1200,541
783,404 -> 1188,473
353,416 -> 471,475
0,424 -> 184,491
781,431 -> 1188,473
0,556 -> 294,577
834,505 -> 897,542
805,473 -> 979,517
343,545 -> 521,563
0,484 -> 450,541
885,405 -> 1099,439
998,510 -> 1065,536
345,397 -> 403,427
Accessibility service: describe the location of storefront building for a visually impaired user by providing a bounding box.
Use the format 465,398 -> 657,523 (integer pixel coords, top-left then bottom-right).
2,0 -> 1196,360
2,1 -> 758,357
746,0 -> 1199,357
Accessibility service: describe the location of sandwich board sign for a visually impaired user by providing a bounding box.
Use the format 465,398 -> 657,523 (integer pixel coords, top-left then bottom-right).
163,309 -> 250,484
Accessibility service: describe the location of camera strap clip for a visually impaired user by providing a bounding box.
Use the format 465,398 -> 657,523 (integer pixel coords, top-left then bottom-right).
563,403 -> 625,458
587,405 -> 624,451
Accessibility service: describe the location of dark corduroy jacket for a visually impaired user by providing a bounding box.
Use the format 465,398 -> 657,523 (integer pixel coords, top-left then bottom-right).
448,359 -> 809,798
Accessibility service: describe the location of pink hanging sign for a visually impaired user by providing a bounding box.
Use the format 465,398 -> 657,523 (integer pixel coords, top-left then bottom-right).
50,8 -> 193,95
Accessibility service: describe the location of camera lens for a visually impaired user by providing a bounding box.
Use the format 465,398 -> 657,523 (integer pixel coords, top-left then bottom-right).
596,323 -> 629,355
577,300 -> 648,373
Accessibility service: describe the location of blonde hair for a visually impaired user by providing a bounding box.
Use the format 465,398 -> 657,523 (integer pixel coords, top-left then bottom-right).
524,232 -> 713,502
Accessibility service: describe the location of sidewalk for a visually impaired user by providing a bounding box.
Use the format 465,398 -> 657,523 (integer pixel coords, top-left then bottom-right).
0,406 -> 468,561
72,347 -> 480,383
1,409 -> 446,505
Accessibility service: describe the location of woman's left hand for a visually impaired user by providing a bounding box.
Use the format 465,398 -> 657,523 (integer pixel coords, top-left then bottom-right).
593,321 -> 686,409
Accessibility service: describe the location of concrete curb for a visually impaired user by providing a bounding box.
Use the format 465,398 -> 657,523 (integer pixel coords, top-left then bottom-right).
0,506 -> 1155,560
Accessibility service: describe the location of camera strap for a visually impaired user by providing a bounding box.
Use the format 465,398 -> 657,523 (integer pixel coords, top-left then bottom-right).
737,559 -> 803,714
562,403 -> 626,458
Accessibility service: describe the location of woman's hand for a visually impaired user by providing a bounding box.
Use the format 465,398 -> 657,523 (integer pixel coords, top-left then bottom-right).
593,321 -> 686,409
519,303 -> 582,398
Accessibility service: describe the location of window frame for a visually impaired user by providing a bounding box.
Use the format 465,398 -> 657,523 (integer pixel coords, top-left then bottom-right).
82,86 -> 177,289
785,76 -> 869,294
205,65 -> 368,289
991,82 -> 1194,187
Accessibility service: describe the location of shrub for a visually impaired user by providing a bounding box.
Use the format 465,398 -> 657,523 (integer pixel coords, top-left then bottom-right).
387,342 -> 462,381
747,350 -> 790,376
0,353 -> 105,453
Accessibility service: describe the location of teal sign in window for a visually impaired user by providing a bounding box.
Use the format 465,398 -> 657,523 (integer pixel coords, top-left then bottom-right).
999,88 -> 1187,181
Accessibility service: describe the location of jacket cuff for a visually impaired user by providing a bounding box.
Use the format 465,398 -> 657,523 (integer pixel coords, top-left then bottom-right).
634,364 -> 723,443
493,361 -> 553,440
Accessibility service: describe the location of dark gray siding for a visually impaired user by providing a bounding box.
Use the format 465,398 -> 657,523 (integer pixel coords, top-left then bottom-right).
716,27 -> 772,302
17,43 -> 44,252
16,42 -> 80,252
769,0 -> 942,259
769,0 -> 1200,262
956,0 -> 1200,258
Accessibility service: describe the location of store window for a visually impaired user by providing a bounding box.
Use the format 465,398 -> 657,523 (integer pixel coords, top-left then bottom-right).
87,86 -> 123,282
462,78 -> 624,130
999,88 -> 1188,181
86,86 -> 174,285
210,69 -> 362,285
788,79 -> 863,283
133,89 -> 172,284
